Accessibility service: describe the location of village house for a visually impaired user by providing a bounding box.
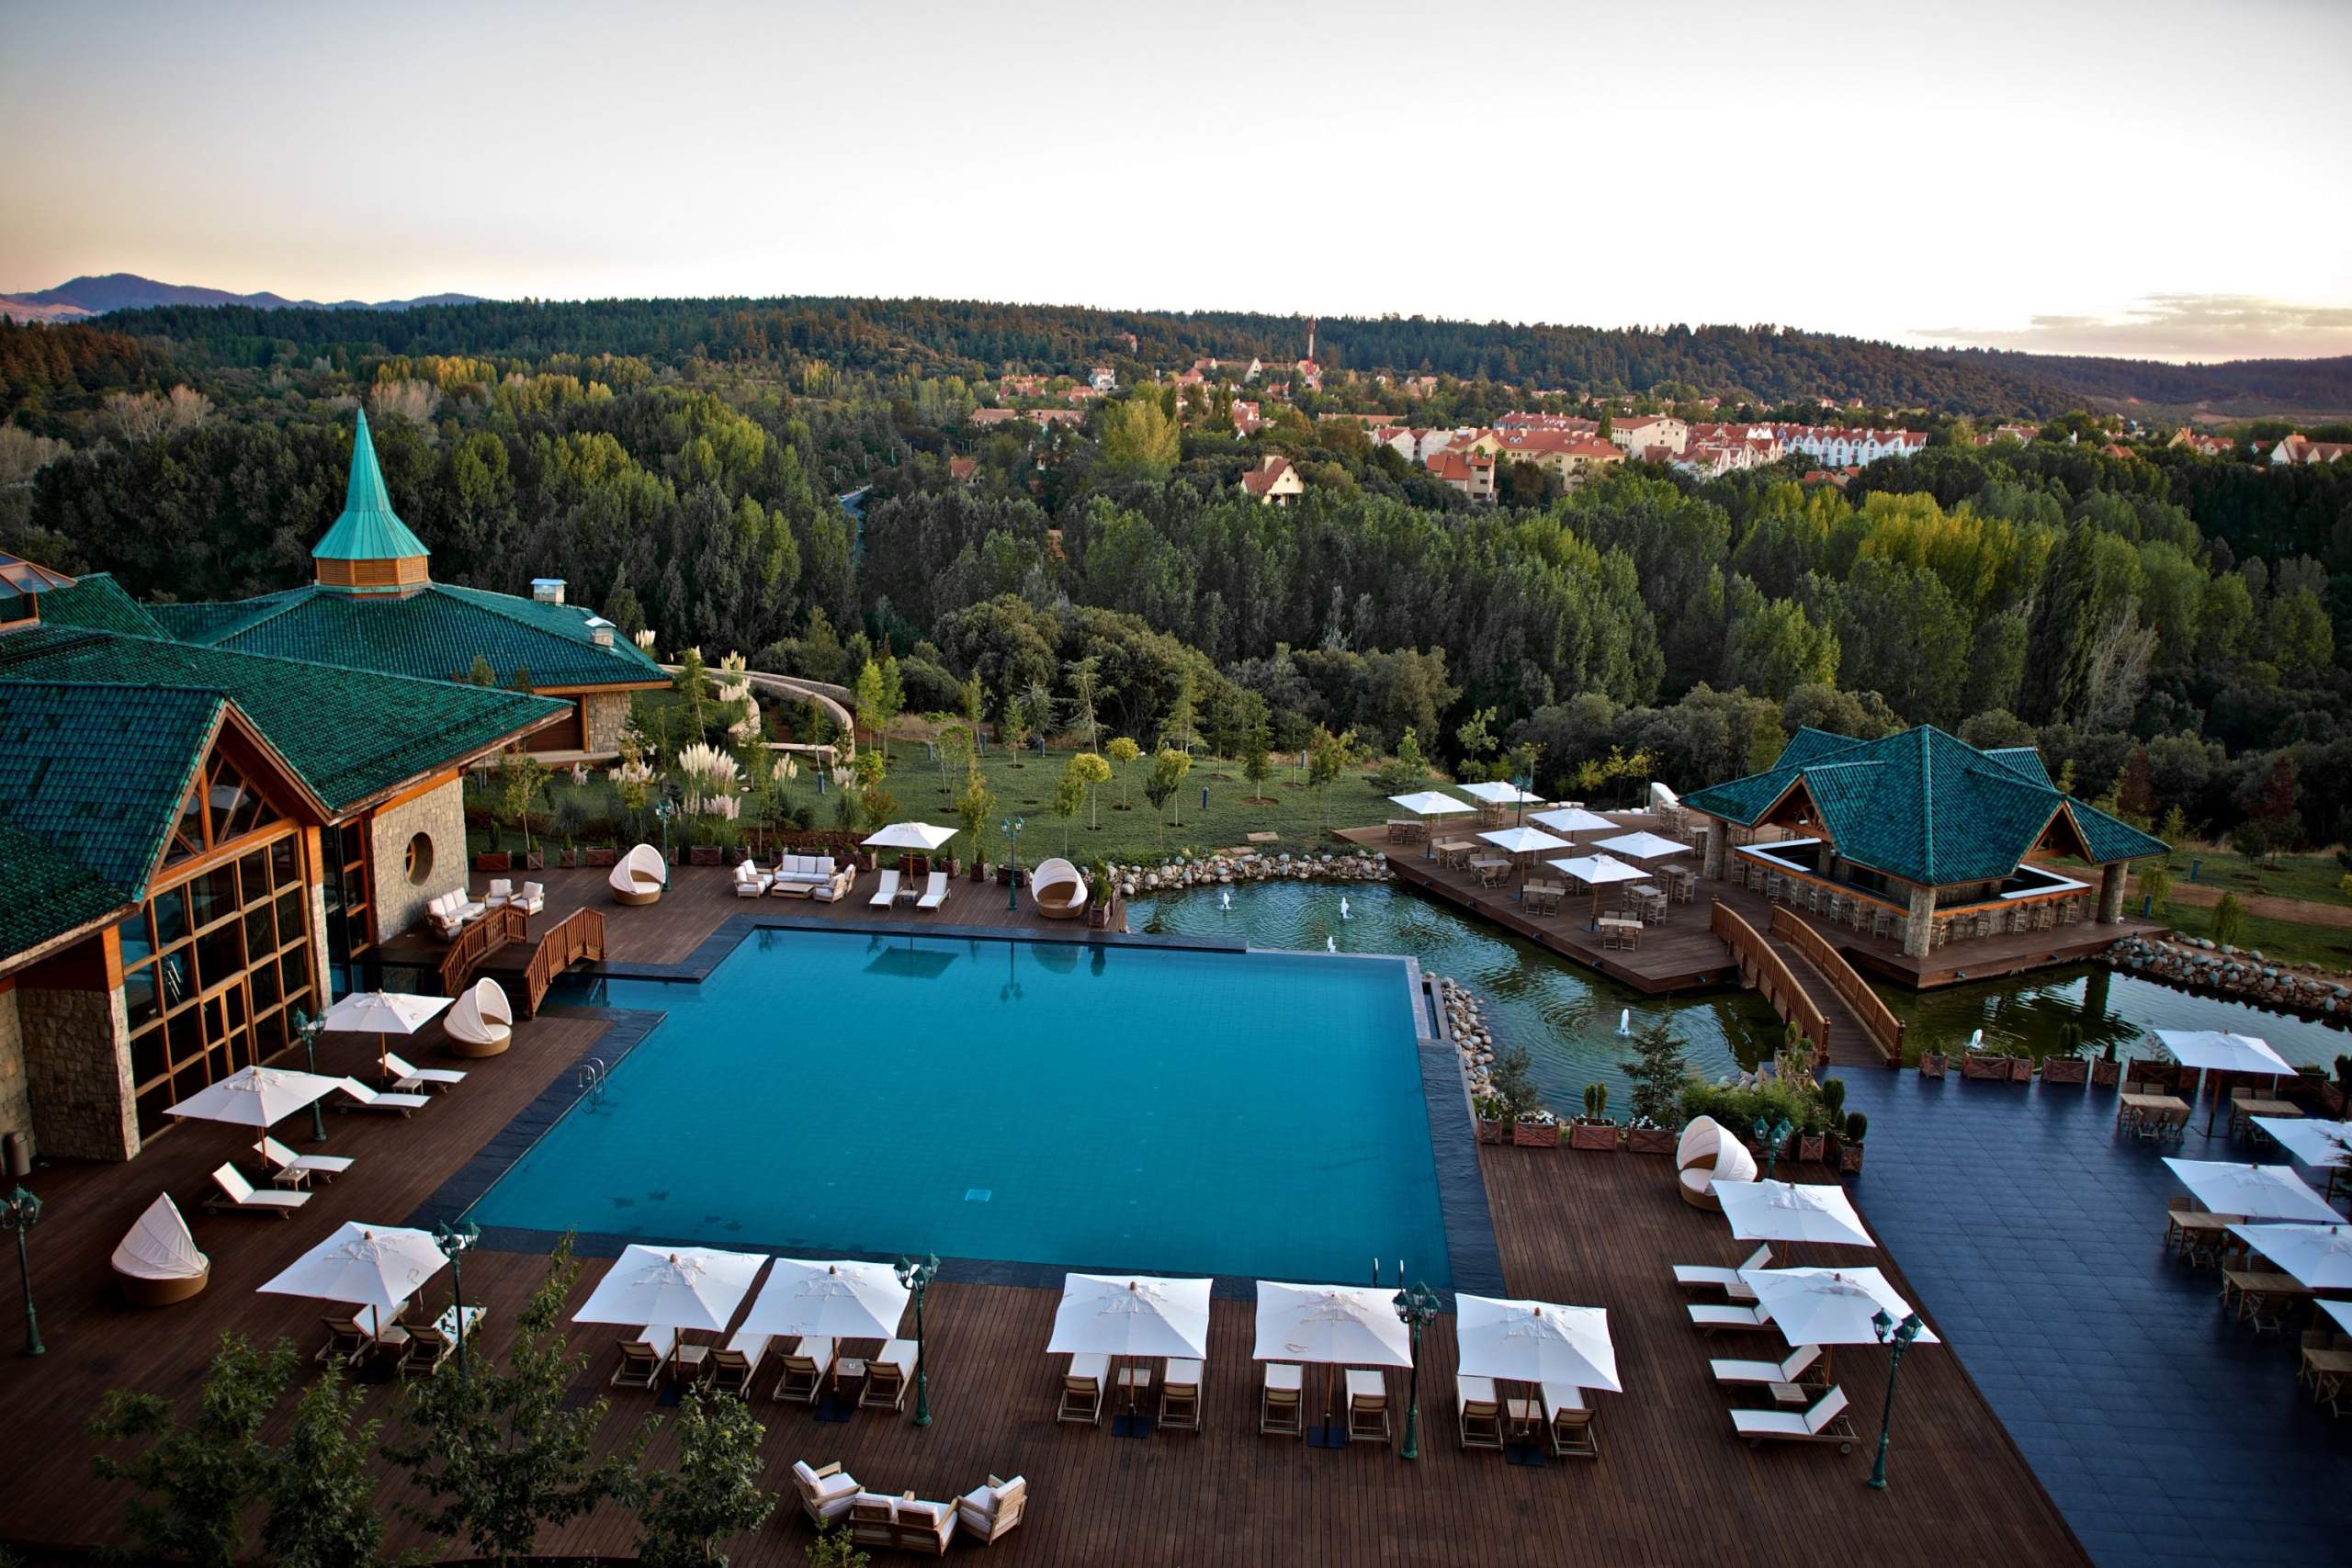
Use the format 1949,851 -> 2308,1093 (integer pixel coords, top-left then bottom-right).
1770,425 -> 1928,465
1490,427 -> 1625,488
2270,433 -> 2351,466
1607,413 -> 1689,457
947,457 -> 979,483
1239,454 -> 1304,505
2166,427 -> 2238,458
1426,446 -> 1497,502
969,407 -> 1021,427
1232,400 -> 1262,436
1089,366 -> 1117,391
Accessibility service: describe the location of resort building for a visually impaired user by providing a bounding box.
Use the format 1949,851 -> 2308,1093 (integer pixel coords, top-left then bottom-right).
0,437 -> 579,1166
1680,725 -> 2165,962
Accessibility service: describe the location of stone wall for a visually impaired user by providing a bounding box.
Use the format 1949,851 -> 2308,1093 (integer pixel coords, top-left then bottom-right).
582,692 -> 630,756
19,982 -> 136,1161
0,986 -> 31,1156
368,779 -> 467,943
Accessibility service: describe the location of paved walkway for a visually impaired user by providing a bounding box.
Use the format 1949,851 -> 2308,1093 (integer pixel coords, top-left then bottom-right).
1838,1068 -> 2351,1567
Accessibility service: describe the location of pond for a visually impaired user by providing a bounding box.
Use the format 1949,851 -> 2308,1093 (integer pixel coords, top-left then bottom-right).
1126,883 -> 2348,1112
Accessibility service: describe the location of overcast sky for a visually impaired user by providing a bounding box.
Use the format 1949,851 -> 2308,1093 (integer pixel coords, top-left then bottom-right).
4,0 -> 2347,362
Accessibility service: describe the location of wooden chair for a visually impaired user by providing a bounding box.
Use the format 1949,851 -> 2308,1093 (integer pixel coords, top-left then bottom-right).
707,1333 -> 769,1396
1160,1359 -> 1203,1430
397,1325 -> 456,1379
892,1496 -> 957,1555
1345,1370 -> 1390,1444
774,1337 -> 833,1404
792,1461 -> 859,1527
1544,1383 -> 1598,1458
610,1328 -> 673,1389
956,1475 -> 1028,1545
1058,1353 -> 1106,1426
1260,1363 -> 1303,1436
849,1495 -> 899,1553
316,1314 -> 370,1369
862,1340 -> 917,1412
2163,1195 -> 2197,1253
1458,1375 -> 1503,1450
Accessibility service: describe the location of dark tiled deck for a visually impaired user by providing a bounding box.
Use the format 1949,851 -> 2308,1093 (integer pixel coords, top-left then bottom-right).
1837,1070 -> 2352,1568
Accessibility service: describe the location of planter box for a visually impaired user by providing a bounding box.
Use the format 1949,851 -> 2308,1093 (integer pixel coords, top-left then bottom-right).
970,862 -> 989,883
1476,1119 -> 1509,1145
1087,903 -> 1114,931
1797,1134 -> 1827,1164
1837,1141 -> 1865,1175
1917,1054 -> 1948,1078
2040,1057 -> 2088,1085
2007,1056 -> 2036,1083
557,849 -> 581,870
2088,1057 -> 2120,1088
523,851 -> 545,872
584,847 -> 617,868
1960,1055 -> 2007,1081
688,846 -> 724,866
472,851 -> 511,873
1564,1122 -> 1614,1151
1625,1125 -> 1675,1156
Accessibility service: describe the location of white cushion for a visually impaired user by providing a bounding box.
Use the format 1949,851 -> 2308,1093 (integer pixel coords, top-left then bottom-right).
814,855 -> 834,874
810,1472 -> 857,1503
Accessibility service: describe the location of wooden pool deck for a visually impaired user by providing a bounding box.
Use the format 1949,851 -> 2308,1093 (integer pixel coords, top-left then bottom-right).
0,871 -> 2085,1567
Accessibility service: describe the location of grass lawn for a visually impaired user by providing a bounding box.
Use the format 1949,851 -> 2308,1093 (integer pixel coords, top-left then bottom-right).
2155,899 -> 2352,973
2157,842 -> 2351,909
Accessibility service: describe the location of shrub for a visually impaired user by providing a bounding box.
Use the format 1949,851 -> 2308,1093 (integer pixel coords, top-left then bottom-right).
1817,1077 -> 1847,1129
1581,1082 -> 1610,1122
1487,1046 -> 1539,1120
1843,1111 -> 1869,1143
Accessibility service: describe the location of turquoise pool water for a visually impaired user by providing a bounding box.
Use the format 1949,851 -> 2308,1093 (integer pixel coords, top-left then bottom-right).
469,928 -> 1456,1286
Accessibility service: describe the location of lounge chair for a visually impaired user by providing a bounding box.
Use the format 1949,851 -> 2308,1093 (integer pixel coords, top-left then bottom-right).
1689,1303 -> 1773,1334
862,1339 -> 918,1411
484,877 -> 514,908
1677,1114 -> 1758,1211
1458,1374 -> 1503,1450
426,888 -> 487,938
1028,857 -> 1088,919
956,1475 -> 1027,1545
1674,1243 -> 1773,1301
1346,1369 -> 1391,1443
1544,1383 -> 1597,1458
707,1332 -> 771,1396
109,1193 -> 209,1305
383,1052 -> 467,1094
792,1460 -> 859,1527
893,1496 -> 958,1555
513,880 -> 545,915
771,852 -> 853,900
1710,1344 -> 1826,1391
262,1135 -> 354,1188
914,870 -> 951,912
444,978 -> 514,1058
316,1314 -> 374,1369
334,1078 -> 430,1116
612,1325 -> 676,1388
866,868 -> 901,908
1058,1352 -> 1106,1425
1160,1359 -> 1203,1430
609,842 -> 666,906
849,1495 -> 899,1553
205,1163 -> 308,1217
774,1337 -> 835,1404
732,859 -> 774,897
398,1324 -> 458,1379
1729,1385 -> 1856,1451
1260,1362 -> 1304,1436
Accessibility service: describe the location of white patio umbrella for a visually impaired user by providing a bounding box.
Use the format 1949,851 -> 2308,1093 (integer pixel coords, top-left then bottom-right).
2153,1029 -> 2296,1134
1547,852 -> 1645,927
861,821 -> 960,859
1530,806 -> 1615,837
1387,790 -> 1474,818
1047,1273 -> 1212,1360
1460,780 -> 1541,807
1716,1179 -> 1876,1248
2225,1224 -> 2352,1291
571,1244 -> 767,1335
736,1258 -> 910,1343
1737,1267 -> 1940,1348
2162,1158 -> 2343,1224
1593,829 -> 1687,862
2252,1117 -> 2352,1171
1254,1281 -> 1414,1444
258,1222 -> 447,1340
2324,1299 -> 2352,1337
1453,1294 -> 1622,1394
164,1065 -> 346,1163
318,990 -> 455,1080
1479,826 -> 1572,899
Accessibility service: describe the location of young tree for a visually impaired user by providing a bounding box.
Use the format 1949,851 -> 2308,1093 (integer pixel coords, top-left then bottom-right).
1159,676 -> 1199,757
2212,890 -> 2247,947
1240,714 -> 1273,809
1051,760 -> 1089,855
495,749 -> 552,861
260,1372 -> 385,1568
876,654 -> 907,761
1306,725 -> 1354,827
955,771 -> 996,866
1021,677 -> 1057,752
1618,1017 -> 1691,1126
1454,705 -> 1498,779
1371,727 -> 1430,793
633,1390 -> 775,1568
389,1238 -> 642,1568
998,684 -> 1031,761
89,1334 -> 297,1568
2136,860 -> 2173,915
674,647 -> 712,744
1065,656 -> 1104,753
1105,736 -> 1141,809
1069,750 -> 1113,829
853,659 -> 886,756
1143,748 -> 1192,847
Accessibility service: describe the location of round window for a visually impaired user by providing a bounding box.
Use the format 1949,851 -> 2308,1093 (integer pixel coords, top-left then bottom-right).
403,831 -> 435,886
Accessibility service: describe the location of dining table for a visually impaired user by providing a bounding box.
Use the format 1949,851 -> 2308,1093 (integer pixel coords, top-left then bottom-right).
2222,1268 -> 2315,1332
2169,1209 -> 2238,1267
2232,1098 -> 2302,1141
1433,839 -> 1475,870
2119,1091 -> 2188,1136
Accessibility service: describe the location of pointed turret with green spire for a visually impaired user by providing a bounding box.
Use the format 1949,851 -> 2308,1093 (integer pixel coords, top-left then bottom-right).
311,410 -> 431,594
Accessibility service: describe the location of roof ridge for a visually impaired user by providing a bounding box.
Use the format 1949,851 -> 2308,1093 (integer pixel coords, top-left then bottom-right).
35,625 -> 574,703
1916,726 -> 1935,883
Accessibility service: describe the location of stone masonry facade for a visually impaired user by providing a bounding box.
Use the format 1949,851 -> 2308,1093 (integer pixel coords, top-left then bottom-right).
582,692 -> 629,756
0,987 -> 31,1156
19,982 -> 137,1161
368,778 -> 468,944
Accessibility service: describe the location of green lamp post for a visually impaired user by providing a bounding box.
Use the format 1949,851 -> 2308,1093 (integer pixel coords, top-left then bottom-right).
1753,1113 -> 1794,1182
2,1185 -> 42,1357
1391,1279 -> 1441,1460
1001,816 -> 1025,912
294,1008 -> 329,1142
653,792 -> 679,888
1867,1309 -> 1924,1491
896,1253 -> 940,1427
434,1217 -> 481,1377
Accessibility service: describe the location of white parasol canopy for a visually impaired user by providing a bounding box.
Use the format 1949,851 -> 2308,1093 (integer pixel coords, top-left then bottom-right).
736,1258 -> 910,1343
1546,853 -> 1645,887
319,990 -> 455,1077
1648,782 -> 1681,810
2225,1224 -> 2352,1290
1046,1273 -> 1212,1360
164,1066 -> 346,1160
1478,826 -> 1572,858
1716,1179 -> 1876,1247
1737,1267 -> 1939,1348
2325,1299 -> 2352,1337
2162,1158 -> 2342,1223
1387,791 -> 1474,818
2153,1029 -> 2294,1077
1593,830 -> 1687,862
1453,1294 -> 1622,1393
2252,1117 -> 2352,1170
259,1223 -> 447,1337
1530,807 -> 1615,836
1459,780 -> 1542,806
571,1244 -> 767,1334
860,821 -> 960,852
1252,1281 -> 1413,1369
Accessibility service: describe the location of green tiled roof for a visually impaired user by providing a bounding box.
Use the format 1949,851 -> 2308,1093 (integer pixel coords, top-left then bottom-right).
0,626 -> 566,814
1681,724 -> 2166,885
30,572 -> 173,637
312,410 -> 431,562
0,819 -> 133,964
157,581 -> 665,690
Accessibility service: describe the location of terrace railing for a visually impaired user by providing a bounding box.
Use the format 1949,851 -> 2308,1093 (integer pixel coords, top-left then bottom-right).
1711,902 -> 1827,1060
437,905 -> 526,996
518,908 -> 605,1019
1770,906 -> 1905,1066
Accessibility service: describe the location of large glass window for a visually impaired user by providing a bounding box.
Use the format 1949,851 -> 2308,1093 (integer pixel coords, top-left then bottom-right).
323,818 -> 374,992
124,810 -> 316,1142
161,750 -> 286,871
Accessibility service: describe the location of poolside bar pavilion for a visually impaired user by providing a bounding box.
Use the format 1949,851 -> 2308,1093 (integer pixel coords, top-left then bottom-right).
1679,726 -> 2165,961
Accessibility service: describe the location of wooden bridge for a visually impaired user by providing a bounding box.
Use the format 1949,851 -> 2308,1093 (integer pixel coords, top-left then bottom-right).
1711,901 -> 1906,1068
435,905 -> 605,1019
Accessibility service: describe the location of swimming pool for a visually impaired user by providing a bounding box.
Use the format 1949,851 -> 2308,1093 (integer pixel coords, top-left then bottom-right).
467,927 -> 1464,1287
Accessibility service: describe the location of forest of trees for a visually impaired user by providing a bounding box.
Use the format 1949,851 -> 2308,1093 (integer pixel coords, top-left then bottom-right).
3,307 -> 2348,854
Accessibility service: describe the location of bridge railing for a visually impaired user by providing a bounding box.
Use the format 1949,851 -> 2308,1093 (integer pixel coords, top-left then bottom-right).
1711,902 -> 1827,1061
1770,906 -> 1905,1066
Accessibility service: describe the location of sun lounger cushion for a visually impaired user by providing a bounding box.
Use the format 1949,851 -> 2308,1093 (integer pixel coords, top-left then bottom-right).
794,1461 -> 859,1505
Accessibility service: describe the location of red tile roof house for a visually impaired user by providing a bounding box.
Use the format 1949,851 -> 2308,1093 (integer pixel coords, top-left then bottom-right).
1426,446 -> 1497,502
969,407 -> 1022,427
1239,455 -> 1305,504
1232,400 -> 1262,436
947,457 -> 979,483
2271,434 -> 2351,466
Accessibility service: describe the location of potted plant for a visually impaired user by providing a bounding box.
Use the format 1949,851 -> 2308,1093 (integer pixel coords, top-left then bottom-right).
584,844 -> 618,868
2007,1047 -> 2037,1083
1917,1040 -> 1949,1077
1802,1079 -> 1842,1163
1835,1111 -> 1867,1175
2089,1039 -> 2121,1089
1517,1106 -> 1565,1148
1566,1082 -> 1615,1150
1473,1093 -> 1510,1145
2041,1022 -> 2089,1085
1961,1039 -> 2007,1080
1624,1115 -> 1675,1155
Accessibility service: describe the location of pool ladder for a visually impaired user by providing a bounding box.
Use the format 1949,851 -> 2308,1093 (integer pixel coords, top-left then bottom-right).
576,1056 -> 607,1103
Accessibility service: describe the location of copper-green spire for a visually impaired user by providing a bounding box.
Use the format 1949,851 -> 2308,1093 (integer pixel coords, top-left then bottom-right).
311,410 -> 431,563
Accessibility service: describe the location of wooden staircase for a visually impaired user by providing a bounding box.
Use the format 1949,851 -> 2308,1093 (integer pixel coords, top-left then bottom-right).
437,906 -> 606,1021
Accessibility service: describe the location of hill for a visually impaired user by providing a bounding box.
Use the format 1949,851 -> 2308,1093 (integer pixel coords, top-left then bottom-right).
1947,346 -> 2352,419
0,273 -> 483,321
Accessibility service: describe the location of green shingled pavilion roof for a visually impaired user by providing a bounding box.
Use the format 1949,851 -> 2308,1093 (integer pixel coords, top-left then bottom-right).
311,410 -> 431,563
31,572 -> 173,637
1679,724 -> 2166,886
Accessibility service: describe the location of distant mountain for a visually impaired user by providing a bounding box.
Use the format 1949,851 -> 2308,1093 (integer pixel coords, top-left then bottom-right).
0,273 -> 483,322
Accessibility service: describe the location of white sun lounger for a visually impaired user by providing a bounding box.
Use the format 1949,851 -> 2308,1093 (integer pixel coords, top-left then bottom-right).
867,868 -> 900,908
334,1078 -> 431,1115
1711,1344 -> 1825,1389
262,1135 -> 354,1187
1674,1243 -> 1772,1300
382,1052 -> 467,1093
914,870 -> 950,911
1688,1303 -> 1773,1333
613,1325 -> 677,1388
205,1163 -> 310,1217
1730,1384 -> 1856,1450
